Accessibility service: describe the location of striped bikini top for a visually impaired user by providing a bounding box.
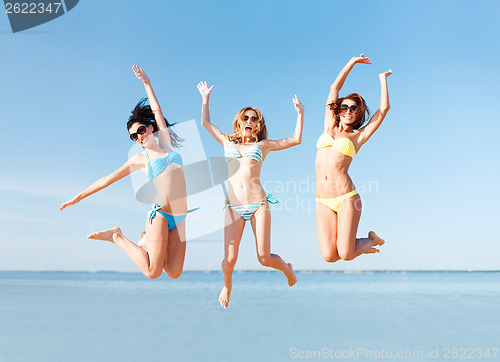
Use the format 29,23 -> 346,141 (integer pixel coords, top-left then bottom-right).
145,145 -> 183,181
224,142 -> 263,163
316,133 -> 356,158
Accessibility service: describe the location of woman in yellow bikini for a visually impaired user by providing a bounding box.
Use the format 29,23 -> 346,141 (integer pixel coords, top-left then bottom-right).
197,81 -> 303,308
316,54 -> 391,262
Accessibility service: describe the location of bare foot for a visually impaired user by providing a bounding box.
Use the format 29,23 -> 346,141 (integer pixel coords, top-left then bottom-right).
137,231 -> 147,249
362,247 -> 380,254
87,227 -> 121,242
379,69 -> 392,78
359,231 -> 385,255
368,231 -> 385,247
219,286 -> 231,309
286,263 -> 297,287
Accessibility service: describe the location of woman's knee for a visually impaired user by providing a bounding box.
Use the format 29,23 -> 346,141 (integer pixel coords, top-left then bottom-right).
337,248 -> 356,261
257,254 -> 271,267
317,234 -> 340,263
144,267 -> 163,279
224,255 -> 238,268
165,267 -> 182,279
321,250 -> 341,263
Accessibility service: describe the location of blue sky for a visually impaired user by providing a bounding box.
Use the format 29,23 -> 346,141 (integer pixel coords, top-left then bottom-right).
1,0 -> 499,271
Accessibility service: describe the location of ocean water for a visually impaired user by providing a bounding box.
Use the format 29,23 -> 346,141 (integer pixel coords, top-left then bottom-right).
0,271 -> 499,362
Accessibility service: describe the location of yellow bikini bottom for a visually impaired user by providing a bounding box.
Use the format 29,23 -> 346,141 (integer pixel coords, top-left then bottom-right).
316,190 -> 358,213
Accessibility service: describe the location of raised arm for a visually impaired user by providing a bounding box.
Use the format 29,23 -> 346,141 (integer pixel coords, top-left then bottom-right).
325,55 -> 371,127
133,65 -> 172,148
357,70 -> 392,145
59,156 -> 142,211
197,81 -> 227,145
264,95 -> 304,152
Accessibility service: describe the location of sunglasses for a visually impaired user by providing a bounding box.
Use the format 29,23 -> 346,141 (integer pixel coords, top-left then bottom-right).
241,115 -> 258,122
129,125 -> 147,141
340,104 -> 358,113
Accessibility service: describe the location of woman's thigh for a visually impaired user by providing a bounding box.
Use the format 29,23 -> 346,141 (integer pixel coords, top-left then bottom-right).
144,211 -> 170,270
224,207 -> 246,260
250,202 -> 271,258
164,218 -> 186,275
336,194 -> 362,257
316,201 -> 340,261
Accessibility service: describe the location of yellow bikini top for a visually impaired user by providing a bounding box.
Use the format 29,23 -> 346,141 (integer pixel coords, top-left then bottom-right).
316,133 -> 356,157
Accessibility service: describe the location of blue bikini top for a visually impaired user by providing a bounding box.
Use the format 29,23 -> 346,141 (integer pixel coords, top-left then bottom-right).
224,142 -> 263,163
144,145 -> 183,181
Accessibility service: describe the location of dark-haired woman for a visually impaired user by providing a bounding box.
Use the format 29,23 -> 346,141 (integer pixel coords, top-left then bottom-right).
60,66 -> 187,279
316,54 -> 391,263
197,81 -> 302,308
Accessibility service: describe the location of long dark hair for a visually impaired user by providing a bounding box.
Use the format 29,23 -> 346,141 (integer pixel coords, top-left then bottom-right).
327,93 -> 370,130
126,98 -> 182,148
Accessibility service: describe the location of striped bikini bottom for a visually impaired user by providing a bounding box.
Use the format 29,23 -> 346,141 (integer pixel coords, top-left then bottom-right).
224,194 -> 279,221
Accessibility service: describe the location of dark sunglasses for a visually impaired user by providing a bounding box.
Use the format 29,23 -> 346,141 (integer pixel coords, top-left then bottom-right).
241,115 -> 258,122
130,125 -> 147,141
340,104 -> 358,113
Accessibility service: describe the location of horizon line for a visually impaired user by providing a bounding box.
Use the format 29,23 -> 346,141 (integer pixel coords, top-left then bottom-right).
0,269 -> 499,273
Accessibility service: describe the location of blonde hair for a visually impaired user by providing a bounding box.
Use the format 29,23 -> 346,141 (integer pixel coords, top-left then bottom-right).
228,107 -> 268,143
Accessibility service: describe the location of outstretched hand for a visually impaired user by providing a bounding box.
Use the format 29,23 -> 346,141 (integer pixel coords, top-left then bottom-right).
197,81 -> 214,100
379,69 -> 393,78
292,95 -> 304,114
59,196 -> 80,211
133,65 -> 151,84
352,54 -> 372,65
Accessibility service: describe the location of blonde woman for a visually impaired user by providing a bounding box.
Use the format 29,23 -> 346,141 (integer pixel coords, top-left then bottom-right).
316,54 -> 391,263
197,81 -> 302,308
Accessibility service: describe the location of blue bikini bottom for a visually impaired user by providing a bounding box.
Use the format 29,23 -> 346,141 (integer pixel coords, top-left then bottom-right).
148,204 -> 186,230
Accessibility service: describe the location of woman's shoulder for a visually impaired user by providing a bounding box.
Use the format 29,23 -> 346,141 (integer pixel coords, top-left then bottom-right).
128,151 -> 147,166
253,140 -> 269,151
323,123 -> 337,135
223,133 -> 236,142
